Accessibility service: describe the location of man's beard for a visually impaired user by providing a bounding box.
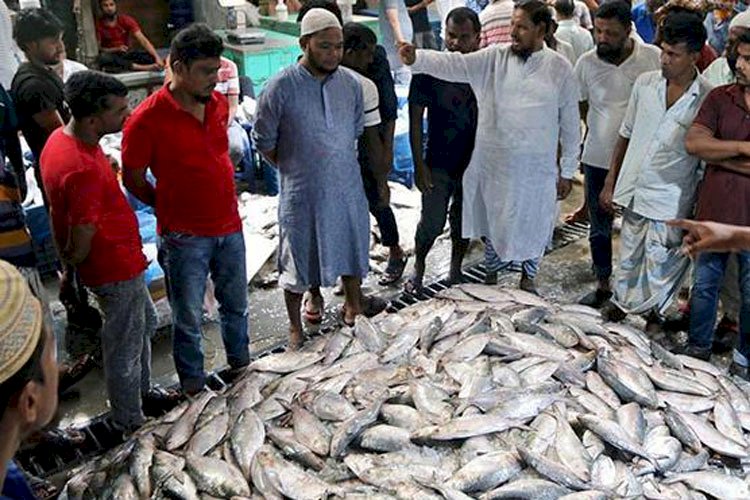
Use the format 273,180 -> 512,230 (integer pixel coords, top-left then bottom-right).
511,44 -> 532,61
597,43 -> 624,62
103,12 -> 117,20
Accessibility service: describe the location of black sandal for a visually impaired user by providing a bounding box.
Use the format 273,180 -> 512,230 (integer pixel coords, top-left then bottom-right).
378,256 -> 408,286
404,275 -> 425,299
142,386 -> 182,417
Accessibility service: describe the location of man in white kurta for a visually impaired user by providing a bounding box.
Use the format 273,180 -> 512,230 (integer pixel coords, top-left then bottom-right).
399,0 -> 581,292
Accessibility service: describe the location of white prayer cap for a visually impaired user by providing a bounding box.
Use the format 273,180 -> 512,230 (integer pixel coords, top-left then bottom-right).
731,10 -> 750,30
300,8 -> 341,37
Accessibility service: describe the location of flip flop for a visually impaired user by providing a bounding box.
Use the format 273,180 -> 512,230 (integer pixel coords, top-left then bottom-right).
302,294 -> 324,324
378,256 -> 408,286
58,354 -> 94,395
403,275 -> 425,299
142,386 -> 183,417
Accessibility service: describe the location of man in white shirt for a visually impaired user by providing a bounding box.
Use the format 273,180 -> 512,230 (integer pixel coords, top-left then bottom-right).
576,1 -> 660,308
599,12 -> 713,330
555,0 -> 593,62
400,0 -> 580,293
0,0 -> 24,90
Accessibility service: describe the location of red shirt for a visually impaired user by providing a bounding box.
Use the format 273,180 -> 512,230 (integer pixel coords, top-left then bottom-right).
121,86 -> 241,236
96,14 -> 140,50
40,129 -> 147,287
694,84 -> 750,227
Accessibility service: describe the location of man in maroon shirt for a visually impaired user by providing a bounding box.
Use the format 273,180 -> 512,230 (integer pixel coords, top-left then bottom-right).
122,24 -> 249,395
40,71 -> 175,433
95,0 -> 163,73
681,30 -> 750,378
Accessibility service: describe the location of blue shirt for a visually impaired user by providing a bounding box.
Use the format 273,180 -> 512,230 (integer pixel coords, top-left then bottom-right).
466,0 -> 489,14
704,12 -> 730,55
632,3 -> 656,44
2,461 -> 35,500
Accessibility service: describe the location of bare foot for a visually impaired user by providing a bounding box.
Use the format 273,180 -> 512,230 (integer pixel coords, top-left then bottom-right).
288,329 -> 303,350
564,206 -> 589,224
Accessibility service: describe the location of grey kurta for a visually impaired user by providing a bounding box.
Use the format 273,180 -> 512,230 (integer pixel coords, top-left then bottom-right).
252,64 -> 370,292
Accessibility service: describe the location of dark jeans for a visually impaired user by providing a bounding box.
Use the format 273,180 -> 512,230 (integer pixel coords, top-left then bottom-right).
158,231 -> 250,392
584,164 -> 614,281
361,163 -> 400,248
689,251 -> 750,360
415,169 -> 467,258
96,50 -> 155,73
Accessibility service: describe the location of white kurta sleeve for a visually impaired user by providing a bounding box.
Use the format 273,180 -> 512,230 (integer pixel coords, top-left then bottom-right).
558,65 -> 582,179
411,47 -> 494,91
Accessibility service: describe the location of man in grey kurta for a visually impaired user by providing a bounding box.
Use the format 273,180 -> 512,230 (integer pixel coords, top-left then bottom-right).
253,9 -> 371,347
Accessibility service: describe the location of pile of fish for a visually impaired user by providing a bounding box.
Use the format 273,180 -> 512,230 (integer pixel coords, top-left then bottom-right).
60,284 -> 750,499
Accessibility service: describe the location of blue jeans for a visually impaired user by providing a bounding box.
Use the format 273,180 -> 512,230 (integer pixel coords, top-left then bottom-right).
689,251 -> 750,360
584,164 -> 613,281
158,231 -> 250,392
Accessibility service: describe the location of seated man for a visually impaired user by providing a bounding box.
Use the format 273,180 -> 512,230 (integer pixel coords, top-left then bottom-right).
95,0 -> 164,73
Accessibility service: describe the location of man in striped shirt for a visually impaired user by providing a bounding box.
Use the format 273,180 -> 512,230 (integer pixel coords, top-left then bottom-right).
479,0 -> 515,46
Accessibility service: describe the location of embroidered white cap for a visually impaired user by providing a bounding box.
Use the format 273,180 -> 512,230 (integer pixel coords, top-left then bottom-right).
300,8 -> 341,37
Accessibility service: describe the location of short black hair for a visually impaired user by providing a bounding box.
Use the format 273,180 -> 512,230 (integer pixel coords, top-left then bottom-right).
516,0 -> 554,34
297,0 -> 343,25
595,1 -> 632,27
65,70 -> 128,120
554,0 -> 575,18
0,328 -> 46,422
446,6 -> 481,33
13,9 -> 63,51
343,22 -> 377,51
659,11 -> 707,53
728,29 -> 750,75
169,23 -> 224,68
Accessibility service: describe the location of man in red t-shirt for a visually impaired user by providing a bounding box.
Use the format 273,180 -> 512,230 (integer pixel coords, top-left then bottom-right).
122,25 -> 249,395
40,70 -> 176,432
95,0 -> 164,73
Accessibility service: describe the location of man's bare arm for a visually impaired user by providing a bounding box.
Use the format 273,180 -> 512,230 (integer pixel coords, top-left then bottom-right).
133,31 -> 163,66
32,109 -> 64,135
685,123 -> 750,161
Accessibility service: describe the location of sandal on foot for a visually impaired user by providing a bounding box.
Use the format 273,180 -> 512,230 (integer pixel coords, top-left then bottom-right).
142,386 -> 182,417
58,354 -> 94,395
404,276 -> 425,298
378,256 -> 408,286
302,293 -> 324,324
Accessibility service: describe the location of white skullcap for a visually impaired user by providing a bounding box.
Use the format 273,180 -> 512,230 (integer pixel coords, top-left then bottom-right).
731,10 -> 750,30
300,8 -> 341,37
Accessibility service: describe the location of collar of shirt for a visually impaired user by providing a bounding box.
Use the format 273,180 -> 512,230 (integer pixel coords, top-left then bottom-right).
725,83 -> 750,113
558,19 -> 579,27
158,85 -> 222,119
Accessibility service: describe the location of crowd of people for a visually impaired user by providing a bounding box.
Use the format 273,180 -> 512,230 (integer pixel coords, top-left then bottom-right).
2,0 -> 750,496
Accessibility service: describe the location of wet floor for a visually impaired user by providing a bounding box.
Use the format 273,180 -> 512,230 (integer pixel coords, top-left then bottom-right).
54,178 -> 601,427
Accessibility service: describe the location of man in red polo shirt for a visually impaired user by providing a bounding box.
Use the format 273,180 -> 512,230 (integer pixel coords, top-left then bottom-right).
40,70 -> 174,433
95,0 -> 163,73
681,30 -> 750,378
122,24 -> 249,395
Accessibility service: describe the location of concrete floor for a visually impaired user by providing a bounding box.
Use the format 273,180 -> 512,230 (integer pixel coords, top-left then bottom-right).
55,177 -> 610,427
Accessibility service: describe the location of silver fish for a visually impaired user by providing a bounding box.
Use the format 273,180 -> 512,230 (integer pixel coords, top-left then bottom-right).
578,415 -> 659,468
187,412 -> 229,456
675,408 -> 748,458
185,453 -> 250,498
447,450 -> 522,492
663,471 -> 750,499
230,408 -> 265,478
165,391 -> 215,451
480,478 -> 573,500
330,398 -> 384,457
266,426 -> 326,471
517,446 -> 590,490
585,371 -> 620,409
249,351 -> 324,373
128,435 -> 155,499
359,424 -> 411,452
